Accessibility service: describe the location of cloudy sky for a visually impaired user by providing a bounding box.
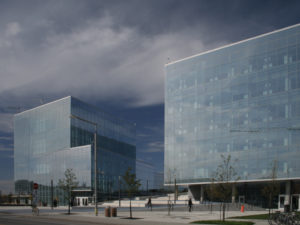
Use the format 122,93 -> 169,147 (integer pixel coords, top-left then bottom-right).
0,0 -> 300,193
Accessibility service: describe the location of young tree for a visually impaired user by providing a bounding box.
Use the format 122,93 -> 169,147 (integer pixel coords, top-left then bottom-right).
210,154 -> 239,221
122,167 -> 141,219
262,160 -> 280,216
58,168 -> 78,214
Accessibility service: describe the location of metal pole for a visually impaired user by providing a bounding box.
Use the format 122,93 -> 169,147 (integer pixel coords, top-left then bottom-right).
109,180 -> 111,200
147,179 -> 149,196
174,177 -> 176,205
51,179 -> 53,210
94,129 -> 98,216
118,176 -> 121,207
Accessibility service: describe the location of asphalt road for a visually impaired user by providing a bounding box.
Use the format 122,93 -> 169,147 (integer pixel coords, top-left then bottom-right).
0,213 -> 188,225
0,205 -> 186,215
0,213 -> 119,225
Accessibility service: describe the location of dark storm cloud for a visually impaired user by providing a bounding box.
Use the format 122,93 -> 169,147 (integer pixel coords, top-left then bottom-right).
1,0 -> 299,44
58,0 -> 300,43
0,0 -> 205,108
0,0 -> 299,109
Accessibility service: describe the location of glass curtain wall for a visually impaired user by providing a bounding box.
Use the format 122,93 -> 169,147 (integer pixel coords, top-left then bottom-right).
70,97 -> 136,200
15,96 -> 136,204
165,24 -> 300,185
14,97 -> 71,204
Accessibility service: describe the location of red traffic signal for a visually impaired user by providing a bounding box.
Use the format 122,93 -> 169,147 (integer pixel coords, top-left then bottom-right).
33,183 -> 38,190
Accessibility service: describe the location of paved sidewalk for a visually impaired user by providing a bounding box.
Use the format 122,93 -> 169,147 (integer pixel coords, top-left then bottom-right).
40,209 -> 269,225
0,206 -> 270,225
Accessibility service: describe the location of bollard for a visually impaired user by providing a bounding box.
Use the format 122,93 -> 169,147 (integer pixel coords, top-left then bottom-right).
111,207 -> 117,217
105,207 -> 111,217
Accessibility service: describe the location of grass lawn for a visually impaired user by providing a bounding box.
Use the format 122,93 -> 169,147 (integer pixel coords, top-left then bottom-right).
191,220 -> 254,225
229,213 -> 269,220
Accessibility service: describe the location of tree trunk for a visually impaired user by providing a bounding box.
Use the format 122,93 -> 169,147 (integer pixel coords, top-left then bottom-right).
222,203 -> 226,221
130,198 -> 132,218
268,196 -> 271,216
68,191 -> 71,214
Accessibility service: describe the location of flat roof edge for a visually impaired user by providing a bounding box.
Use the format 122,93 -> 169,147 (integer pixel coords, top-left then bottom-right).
14,96 -> 71,116
165,23 -> 300,67
70,145 -> 91,150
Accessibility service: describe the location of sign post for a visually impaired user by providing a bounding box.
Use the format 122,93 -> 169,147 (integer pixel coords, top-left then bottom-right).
33,183 -> 39,206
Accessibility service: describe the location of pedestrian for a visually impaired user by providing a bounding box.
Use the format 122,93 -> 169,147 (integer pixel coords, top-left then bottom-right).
147,197 -> 152,210
188,198 -> 193,212
53,199 -> 57,207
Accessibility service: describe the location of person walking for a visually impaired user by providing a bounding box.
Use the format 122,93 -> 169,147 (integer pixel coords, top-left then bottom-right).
188,198 -> 193,212
147,197 -> 152,211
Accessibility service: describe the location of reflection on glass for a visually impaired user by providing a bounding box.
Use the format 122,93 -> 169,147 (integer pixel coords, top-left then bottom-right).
165,24 -> 300,185
14,96 -> 136,204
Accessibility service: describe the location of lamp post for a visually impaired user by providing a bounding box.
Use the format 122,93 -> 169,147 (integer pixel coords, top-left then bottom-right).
51,179 -> 53,210
70,114 -> 98,216
146,179 -> 149,196
174,175 -> 176,205
119,176 -> 121,207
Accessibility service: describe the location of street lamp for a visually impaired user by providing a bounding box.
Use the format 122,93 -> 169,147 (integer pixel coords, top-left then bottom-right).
70,114 -> 98,216
174,175 -> 176,205
119,176 -> 121,207
146,179 -> 149,196
51,179 -> 53,210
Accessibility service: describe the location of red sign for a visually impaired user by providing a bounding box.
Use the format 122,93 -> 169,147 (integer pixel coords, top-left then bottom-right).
33,183 -> 38,190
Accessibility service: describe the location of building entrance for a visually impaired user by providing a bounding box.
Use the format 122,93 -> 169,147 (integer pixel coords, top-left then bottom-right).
292,195 -> 299,211
76,197 -> 88,206
278,195 -> 285,210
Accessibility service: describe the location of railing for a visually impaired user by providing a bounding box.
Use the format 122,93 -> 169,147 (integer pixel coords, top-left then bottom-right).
268,212 -> 300,225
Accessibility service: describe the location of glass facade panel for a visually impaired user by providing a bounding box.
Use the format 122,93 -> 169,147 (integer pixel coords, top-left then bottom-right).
70,97 -> 136,197
14,96 -> 136,204
136,160 -> 155,191
136,160 -> 164,191
14,97 -> 71,186
165,24 -> 300,185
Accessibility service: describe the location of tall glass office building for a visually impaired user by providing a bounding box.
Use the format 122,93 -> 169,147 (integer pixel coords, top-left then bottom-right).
14,96 -> 136,205
165,24 -> 300,208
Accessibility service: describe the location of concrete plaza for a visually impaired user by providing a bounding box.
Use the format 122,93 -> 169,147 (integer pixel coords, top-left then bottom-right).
0,205 -> 269,225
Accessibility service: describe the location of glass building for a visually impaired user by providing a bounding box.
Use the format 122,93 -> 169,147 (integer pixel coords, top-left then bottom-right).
14,96 -> 136,205
165,24 -> 300,208
136,159 -> 164,192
